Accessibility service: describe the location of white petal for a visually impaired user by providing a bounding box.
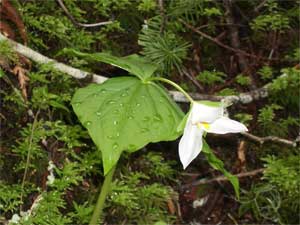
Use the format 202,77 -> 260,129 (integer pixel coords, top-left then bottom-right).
179,120 -> 204,169
190,102 -> 223,124
208,117 -> 248,134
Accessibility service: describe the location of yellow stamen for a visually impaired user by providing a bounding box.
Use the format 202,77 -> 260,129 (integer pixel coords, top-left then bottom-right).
196,122 -> 210,130
201,122 -> 210,130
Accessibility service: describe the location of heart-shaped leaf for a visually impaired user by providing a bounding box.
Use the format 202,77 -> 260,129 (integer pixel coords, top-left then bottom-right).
63,49 -> 158,80
72,76 -> 184,174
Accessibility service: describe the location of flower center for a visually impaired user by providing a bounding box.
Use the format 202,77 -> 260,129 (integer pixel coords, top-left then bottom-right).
196,122 -> 210,130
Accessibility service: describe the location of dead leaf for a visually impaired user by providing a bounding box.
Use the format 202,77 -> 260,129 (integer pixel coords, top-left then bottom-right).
0,55 -> 11,71
18,54 -> 32,69
0,0 -> 27,44
236,140 -> 246,172
167,198 -> 176,215
0,21 -> 16,39
13,65 -> 29,100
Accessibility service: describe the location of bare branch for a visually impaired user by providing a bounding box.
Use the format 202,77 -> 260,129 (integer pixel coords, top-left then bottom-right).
56,0 -> 113,28
254,0 -> 268,13
241,132 -> 299,147
158,0 -> 166,34
182,168 -> 265,189
170,82 -> 271,104
0,33 -> 107,83
179,19 -> 292,63
197,23 -> 246,30
223,0 -> 249,71
180,68 -> 204,92
0,33 -> 285,105
180,18 -> 258,59
223,0 -> 256,89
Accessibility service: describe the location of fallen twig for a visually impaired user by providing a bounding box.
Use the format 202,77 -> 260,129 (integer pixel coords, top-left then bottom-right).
169,84 -> 269,104
182,168 -> 265,189
0,33 -> 284,105
0,33 -> 107,83
241,132 -> 299,147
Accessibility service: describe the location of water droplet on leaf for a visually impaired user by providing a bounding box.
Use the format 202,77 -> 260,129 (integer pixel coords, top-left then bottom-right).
113,143 -> 119,150
141,128 -> 149,133
154,115 -> 162,122
143,116 -> 150,122
128,144 -> 136,150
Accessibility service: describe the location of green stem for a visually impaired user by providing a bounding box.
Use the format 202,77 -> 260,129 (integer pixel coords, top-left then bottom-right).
150,77 -> 194,103
89,166 -> 116,225
20,109 -> 40,210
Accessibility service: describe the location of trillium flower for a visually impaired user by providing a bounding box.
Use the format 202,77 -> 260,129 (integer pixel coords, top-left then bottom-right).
179,101 -> 248,169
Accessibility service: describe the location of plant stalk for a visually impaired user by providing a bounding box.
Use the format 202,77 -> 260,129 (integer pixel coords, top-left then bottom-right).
150,77 -> 194,103
89,166 -> 116,225
20,109 -> 40,210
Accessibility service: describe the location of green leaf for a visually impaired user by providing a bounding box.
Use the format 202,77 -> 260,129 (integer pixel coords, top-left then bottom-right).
63,49 -> 158,80
197,100 -> 222,108
202,140 -> 240,198
153,221 -> 167,225
0,68 -> 4,78
49,100 -> 70,112
236,74 -> 251,86
72,76 -> 184,174
196,70 -> 226,85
